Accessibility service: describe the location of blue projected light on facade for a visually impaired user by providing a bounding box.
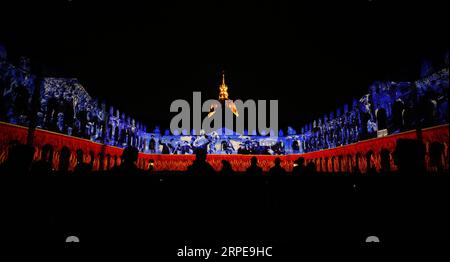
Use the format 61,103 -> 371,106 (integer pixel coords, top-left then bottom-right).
0,44 -> 448,155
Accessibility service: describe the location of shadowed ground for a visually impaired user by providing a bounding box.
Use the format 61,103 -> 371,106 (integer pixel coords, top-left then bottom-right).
0,172 -> 448,242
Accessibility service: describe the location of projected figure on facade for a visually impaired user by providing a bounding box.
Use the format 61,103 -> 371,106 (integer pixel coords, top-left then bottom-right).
180,140 -> 193,154
112,109 -> 120,145
86,101 -> 95,140
123,116 -> 130,146
96,102 -> 106,142
192,130 -> 210,152
0,67 -> 7,121
222,138 -> 235,154
2,69 -> 15,123
76,101 -> 87,138
45,89 -> 59,131
208,131 -> 219,154
149,135 -> 156,153
118,113 -> 126,146
13,78 -> 30,125
107,106 -> 114,143
62,90 -> 74,135
130,119 -> 136,147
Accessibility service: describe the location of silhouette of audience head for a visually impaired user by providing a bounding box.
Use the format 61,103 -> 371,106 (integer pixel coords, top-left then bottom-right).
76,149 -> 84,164
108,146 -> 143,175
246,156 -> 263,176
148,159 -> 155,171
59,146 -> 71,173
31,144 -> 54,175
365,150 -> 377,174
393,139 -> 425,174
269,157 -> 286,176
74,149 -> 94,175
380,148 -> 391,173
220,160 -> 234,175
250,156 -> 258,166
429,141 -> 445,172
4,141 -> 35,175
295,157 -> 305,167
274,157 -> 281,166
122,146 -> 139,164
195,148 -> 207,162
186,147 -> 215,175
293,157 -> 306,175
306,161 -> 316,174
41,144 -> 53,162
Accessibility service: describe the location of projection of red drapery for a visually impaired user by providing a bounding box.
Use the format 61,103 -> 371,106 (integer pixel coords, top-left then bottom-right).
0,122 -> 448,173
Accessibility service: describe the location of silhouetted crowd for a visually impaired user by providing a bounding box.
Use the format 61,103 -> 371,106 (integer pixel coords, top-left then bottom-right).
0,136 -> 447,177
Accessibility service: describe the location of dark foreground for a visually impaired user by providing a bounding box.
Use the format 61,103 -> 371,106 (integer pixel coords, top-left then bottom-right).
0,172 -> 448,243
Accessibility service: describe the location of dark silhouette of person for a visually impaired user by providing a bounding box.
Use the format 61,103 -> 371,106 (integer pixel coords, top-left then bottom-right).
98,152 -> 105,171
45,96 -> 59,131
31,144 -> 54,176
13,83 -> 30,120
168,139 -> 175,153
0,71 -> 6,120
111,146 -> 144,175
352,153 -> 361,174
186,148 -> 215,175
429,141 -> 445,173
161,142 -> 170,154
306,161 -> 317,175
0,141 -> 35,176
58,146 -> 71,174
393,139 -> 426,175
147,159 -> 155,173
105,153 -> 112,170
392,100 -> 405,132
366,151 -> 377,175
114,126 -> 120,145
360,111 -> 371,139
402,104 -> 416,130
0,142 -> 13,174
74,149 -> 93,175
77,109 -> 88,138
268,157 -> 286,176
219,160 -> 234,175
63,99 -> 74,134
292,140 -> 300,152
149,135 -> 156,153
419,92 -> 438,127
376,108 -> 387,130
246,156 -> 263,176
292,157 -> 306,175
119,127 -> 127,146
380,148 -> 391,173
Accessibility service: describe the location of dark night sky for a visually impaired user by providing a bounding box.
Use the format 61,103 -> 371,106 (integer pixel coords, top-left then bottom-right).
1,0 -> 448,131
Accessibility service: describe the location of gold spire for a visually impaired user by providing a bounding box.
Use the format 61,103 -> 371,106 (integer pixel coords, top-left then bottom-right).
218,71 -> 229,101
209,70 -> 239,118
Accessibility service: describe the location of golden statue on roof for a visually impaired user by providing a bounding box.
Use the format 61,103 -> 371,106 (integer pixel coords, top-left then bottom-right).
218,71 -> 229,101
208,71 -> 239,118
